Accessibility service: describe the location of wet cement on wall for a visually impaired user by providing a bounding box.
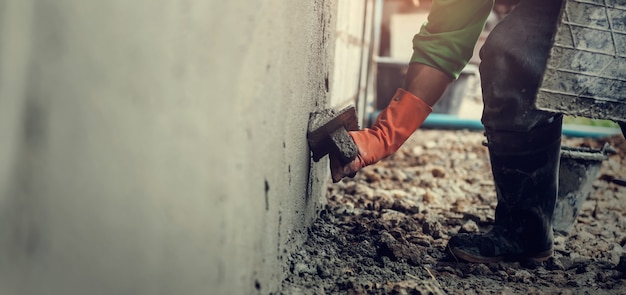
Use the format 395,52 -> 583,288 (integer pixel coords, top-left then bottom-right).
0,0 -> 336,294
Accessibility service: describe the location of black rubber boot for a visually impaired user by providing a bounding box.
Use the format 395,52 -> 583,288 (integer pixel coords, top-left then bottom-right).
447,118 -> 562,263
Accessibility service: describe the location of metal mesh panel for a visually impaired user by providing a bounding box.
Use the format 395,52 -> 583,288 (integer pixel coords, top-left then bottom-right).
536,0 -> 626,122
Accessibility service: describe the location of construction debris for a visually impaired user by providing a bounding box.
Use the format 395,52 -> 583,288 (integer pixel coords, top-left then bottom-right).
282,129 -> 626,294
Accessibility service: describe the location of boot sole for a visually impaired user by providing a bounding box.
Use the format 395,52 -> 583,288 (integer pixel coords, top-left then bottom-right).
449,247 -> 553,263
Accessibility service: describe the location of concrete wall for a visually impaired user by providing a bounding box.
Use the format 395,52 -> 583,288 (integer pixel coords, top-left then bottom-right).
0,1 -> 344,294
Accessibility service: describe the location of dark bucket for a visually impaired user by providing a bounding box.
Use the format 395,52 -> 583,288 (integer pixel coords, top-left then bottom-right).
552,143 -> 612,236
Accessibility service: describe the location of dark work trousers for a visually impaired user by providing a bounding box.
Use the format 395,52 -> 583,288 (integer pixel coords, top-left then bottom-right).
480,0 -> 564,133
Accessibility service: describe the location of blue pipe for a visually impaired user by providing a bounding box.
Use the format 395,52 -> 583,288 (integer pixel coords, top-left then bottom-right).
368,112 -> 622,138
560,124 -> 622,138
421,113 -> 485,131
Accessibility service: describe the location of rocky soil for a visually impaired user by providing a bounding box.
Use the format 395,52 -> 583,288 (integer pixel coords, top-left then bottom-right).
282,129 -> 626,294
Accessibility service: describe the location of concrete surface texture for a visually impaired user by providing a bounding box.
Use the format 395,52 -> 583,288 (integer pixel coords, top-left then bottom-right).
0,0 -> 340,294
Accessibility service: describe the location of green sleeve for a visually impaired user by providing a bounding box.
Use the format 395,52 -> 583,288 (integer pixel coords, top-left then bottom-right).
410,0 -> 494,79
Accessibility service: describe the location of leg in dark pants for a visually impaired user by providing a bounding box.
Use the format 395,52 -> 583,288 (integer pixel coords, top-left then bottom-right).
447,0 -> 565,262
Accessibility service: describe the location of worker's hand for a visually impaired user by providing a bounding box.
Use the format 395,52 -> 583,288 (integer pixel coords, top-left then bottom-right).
329,88 -> 432,182
328,130 -> 392,182
328,65 -> 447,182
329,146 -> 363,182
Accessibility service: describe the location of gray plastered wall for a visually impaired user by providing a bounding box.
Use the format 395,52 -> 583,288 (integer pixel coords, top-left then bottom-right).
0,0 -> 338,294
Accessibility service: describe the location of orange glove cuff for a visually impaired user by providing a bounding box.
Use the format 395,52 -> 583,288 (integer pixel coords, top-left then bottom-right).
350,88 -> 432,166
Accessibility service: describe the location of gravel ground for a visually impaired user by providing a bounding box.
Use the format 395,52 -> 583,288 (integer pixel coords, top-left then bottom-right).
281,129 -> 626,294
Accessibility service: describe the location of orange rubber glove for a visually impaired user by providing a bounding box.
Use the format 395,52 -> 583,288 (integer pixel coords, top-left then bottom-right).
331,88 -> 432,182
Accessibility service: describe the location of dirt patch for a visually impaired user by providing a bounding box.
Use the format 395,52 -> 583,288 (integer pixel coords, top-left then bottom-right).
282,129 -> 626,294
